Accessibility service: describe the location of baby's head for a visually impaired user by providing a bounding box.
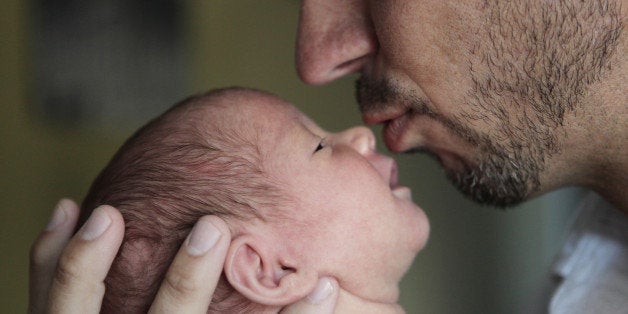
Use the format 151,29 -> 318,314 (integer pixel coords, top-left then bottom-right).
79,87 -> 429,313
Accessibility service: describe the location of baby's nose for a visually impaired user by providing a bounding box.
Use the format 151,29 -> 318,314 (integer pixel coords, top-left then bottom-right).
336,126 -> 376,156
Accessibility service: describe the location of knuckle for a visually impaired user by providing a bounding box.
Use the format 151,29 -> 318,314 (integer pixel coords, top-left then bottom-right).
53,251 -> 83,288
29,238 -> 48,268
162,268 -> 199,298
29,233 -> 58,272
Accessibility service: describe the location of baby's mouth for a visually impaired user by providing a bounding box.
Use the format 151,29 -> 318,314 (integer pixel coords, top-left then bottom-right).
389,158 -> 399,189
392,186 -> 413,201
366,146 -> 413,201
369,152 -> 399,189
388,158 -> 414,202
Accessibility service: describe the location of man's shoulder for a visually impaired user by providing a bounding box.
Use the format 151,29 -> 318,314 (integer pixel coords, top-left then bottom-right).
549,192 -> 628,314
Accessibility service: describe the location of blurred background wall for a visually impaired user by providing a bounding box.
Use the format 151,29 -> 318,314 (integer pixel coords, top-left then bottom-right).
1,1 -> 583,312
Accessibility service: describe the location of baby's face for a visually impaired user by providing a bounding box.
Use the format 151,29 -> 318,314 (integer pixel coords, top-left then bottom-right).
211,90 -> 429,304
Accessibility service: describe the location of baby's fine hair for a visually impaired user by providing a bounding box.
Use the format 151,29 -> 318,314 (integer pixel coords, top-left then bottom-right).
78,87 -> 286,313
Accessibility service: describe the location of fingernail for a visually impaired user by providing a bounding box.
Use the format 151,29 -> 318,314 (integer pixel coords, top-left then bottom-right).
78,206 -> 112,240
185,218 -> 221,256
45,199 -> 70,231
307,277 -> 334,304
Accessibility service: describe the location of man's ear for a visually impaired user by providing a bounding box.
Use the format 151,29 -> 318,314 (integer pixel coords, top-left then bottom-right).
224,235 -> 317,306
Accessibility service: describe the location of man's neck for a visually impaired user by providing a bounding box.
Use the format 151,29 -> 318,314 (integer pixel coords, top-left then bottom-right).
589,29 -> 627,213
569,16 -> 628,213
595,177 -> 628,214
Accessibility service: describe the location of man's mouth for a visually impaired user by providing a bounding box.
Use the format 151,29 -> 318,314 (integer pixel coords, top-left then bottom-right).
360,101 -> 415,153
361,105 -> 409,125
382,114 -> 412,153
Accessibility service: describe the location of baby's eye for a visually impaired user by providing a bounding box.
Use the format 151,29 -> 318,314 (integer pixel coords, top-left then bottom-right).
314,138 -> 326,153
314,142 -> 324,153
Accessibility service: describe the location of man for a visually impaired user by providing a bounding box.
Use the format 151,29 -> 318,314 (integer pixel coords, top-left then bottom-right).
295,1 -> 627,312
30,0 -> 626,313
298,0 -> 626,210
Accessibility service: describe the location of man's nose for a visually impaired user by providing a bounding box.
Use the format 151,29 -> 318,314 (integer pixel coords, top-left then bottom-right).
296,0 -> 377,85
334,126 -> 376,156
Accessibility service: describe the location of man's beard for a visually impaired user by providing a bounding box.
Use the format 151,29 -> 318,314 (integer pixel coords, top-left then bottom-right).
355,0 -> 622,207
357,77 -> 536,207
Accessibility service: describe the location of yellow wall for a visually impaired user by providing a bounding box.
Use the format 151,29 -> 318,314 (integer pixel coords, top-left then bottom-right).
0,1 -> 127,312
1,1 -> 578,313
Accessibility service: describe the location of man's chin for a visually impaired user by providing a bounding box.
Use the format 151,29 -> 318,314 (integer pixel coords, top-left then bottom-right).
409,147 -> 466,179
446,168 -> 529,208
408,146 -> 532,207
404,146 -> 442,164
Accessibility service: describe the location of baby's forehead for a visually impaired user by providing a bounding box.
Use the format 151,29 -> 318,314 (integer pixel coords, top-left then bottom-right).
182,89 -> 308,221
207,88 -> 289,107
196,89 -> 301,133
177,89 -> 304,162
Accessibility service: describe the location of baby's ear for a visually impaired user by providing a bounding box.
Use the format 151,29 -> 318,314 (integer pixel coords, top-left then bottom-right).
224,235 -> 317,306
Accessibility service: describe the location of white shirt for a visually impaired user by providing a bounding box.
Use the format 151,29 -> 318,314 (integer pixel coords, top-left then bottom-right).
549,193 -> 628,314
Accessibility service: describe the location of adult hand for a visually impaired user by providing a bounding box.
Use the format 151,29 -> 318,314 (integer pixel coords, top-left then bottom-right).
28,199 -> 232,314
280,277 -> 339,313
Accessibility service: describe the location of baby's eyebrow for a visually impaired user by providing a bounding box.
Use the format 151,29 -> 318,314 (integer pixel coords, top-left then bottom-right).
299,117 -> 326,136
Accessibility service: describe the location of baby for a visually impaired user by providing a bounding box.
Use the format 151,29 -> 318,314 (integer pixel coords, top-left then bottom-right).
78,87 -> 429,313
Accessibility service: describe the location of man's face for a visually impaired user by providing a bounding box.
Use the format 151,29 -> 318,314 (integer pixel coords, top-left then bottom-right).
217,90 -> 429,303
296,0 -> 622,206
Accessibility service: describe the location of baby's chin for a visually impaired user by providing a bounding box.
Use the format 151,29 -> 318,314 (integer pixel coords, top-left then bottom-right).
347,231 -> 424,305
340,271 -> 406,305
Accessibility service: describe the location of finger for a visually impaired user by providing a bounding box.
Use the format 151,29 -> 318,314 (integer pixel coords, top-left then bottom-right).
46,205 -> 125,314
29,199 -> 80,314
280,277 -> 339,314
148,216 -> 231,314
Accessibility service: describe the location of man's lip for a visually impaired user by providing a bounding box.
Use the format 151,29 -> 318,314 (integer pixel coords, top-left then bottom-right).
382,115 -> 411,153
361,106 -> 411,152
360,98 -> 410,125
362,108 -> 406,125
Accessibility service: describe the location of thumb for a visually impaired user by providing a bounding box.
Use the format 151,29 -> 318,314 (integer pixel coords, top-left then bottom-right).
280,277 -> 339,314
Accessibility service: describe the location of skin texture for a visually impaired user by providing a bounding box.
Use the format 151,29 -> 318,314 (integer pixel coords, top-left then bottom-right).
297,0 -> 627,210
29,0 -> 627,312
211,90 -> 429,307
29,200 -> 232,314
29,89 -> 426,314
